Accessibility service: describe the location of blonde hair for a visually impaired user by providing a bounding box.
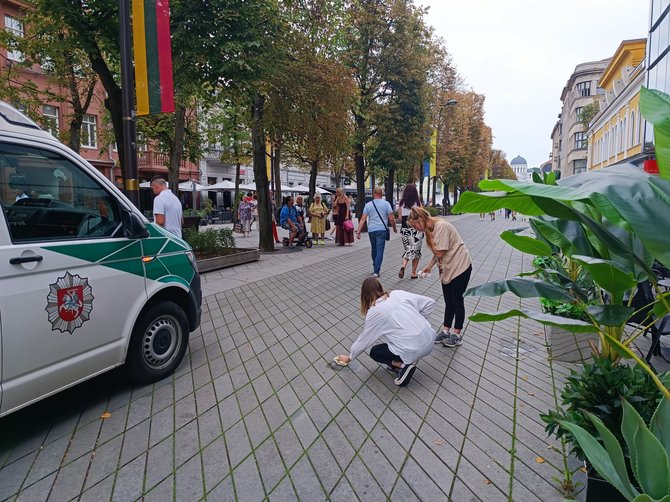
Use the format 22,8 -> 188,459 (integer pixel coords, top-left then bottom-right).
314,194 -> 321,201
296,195 -> 303,204
360,278 -> 389,316
408,206 -> 437,252
335,188 -> 344,197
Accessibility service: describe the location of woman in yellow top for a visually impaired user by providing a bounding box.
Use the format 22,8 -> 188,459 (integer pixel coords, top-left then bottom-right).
408,207 -> 472,348
308,193 -> 328,245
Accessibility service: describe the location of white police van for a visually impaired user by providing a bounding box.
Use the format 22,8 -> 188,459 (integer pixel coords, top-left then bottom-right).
0,102 -> 201,417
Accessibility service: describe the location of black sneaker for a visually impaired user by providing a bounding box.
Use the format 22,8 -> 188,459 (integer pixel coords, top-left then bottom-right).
394,363 -> 416,386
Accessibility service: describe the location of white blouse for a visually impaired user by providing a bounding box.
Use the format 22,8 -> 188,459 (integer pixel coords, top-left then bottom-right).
349,290 -> 436,364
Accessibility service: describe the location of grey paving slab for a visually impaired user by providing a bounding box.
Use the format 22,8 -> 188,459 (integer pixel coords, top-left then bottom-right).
4,212 -> 667,501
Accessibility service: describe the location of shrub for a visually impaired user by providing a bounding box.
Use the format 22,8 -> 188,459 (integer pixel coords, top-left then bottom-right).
541,356 -> 667,461
183,228 -> 236,258
426,207 -> 440,217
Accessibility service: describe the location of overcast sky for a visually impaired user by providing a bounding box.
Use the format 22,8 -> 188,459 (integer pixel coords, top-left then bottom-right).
419,0 -> 651,168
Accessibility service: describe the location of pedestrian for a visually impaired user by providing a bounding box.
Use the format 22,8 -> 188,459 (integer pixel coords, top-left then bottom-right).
251,194 -> 259,229
356,187 -> 397,277
333,188 -> 354,246
279,196 -> 304,246
396,184 -> 424,279
511,210 -> 517,221
334,278 -> 435,386
479,213 -> 485,221
151,176 -> 183,237
238,193 -> 254,237
295,195 -> 307,228
308,193 -> 328,245
408,207 -> 472,348
270,191 -> 280,244
489,211 -> 496,221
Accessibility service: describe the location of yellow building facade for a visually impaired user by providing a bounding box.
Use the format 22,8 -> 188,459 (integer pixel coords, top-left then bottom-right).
588,39 -> 647,170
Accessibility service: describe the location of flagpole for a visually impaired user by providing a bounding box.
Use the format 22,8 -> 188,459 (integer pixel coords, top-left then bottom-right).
119,0 -> 140,208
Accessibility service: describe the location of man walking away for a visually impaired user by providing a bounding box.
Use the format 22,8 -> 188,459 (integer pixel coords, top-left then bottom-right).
151,176 -> 183,237
356,187 -> 397,277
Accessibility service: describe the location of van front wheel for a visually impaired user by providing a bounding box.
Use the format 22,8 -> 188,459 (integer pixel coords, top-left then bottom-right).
127,301 -> 189,383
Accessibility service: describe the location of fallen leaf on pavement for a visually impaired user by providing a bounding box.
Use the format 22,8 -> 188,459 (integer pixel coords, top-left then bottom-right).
527,392 -> 535,396
535,457 -> 545,464
433,440 -> 444,446
483,479 -> 492,484
100,412 -> 111,419
522,375 -> 528,381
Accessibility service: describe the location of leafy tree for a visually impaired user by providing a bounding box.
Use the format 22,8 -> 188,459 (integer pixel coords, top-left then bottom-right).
578,101 -> 600,130
0,11 -> 97,151
489,149 -> 517,180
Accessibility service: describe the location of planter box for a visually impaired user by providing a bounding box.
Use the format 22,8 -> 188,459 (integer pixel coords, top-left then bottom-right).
585,467 -> 627,502
548,326 -> 598,363
196,248 -> 259,273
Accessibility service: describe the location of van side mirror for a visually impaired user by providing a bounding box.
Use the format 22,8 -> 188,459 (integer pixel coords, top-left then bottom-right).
122,210 -> 150,239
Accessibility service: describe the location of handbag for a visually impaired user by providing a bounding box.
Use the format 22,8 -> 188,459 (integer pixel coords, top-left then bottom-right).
371,200 -> 391,241
343,219 -> 354,232
233,222 -> 244,234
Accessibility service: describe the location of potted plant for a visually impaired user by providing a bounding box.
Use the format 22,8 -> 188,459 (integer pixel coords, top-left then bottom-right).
541,357 -> 668,501
557,379 -> 670,502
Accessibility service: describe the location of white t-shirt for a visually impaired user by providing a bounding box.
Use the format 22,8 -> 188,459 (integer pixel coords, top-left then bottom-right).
153,189 -> 183,237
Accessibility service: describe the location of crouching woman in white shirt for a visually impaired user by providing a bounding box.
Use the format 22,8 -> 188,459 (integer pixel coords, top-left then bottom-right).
335,278 -> 436,386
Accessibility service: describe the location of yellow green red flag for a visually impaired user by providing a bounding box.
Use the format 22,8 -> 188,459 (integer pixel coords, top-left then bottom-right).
132,0 -> 175,115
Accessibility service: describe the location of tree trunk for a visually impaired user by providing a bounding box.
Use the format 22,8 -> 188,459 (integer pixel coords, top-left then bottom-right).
68,118 -> 83,152
385,168 -> 394,204
453,185 -> 459,205
273,144 -> 282,209
308,159 -> 318,206
168,106 -> 186,199
431,177 -> 437,206
252,93 -> 273,252
443,180 -> 450,207
355,145 -> 365,220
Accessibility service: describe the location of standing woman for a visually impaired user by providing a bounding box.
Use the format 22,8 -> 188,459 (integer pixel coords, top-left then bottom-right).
238,193 -> 254,238
397,184 -> 424,279
334,188 -> 353,246
308,193 -> 328,245
408,207 -> 472,348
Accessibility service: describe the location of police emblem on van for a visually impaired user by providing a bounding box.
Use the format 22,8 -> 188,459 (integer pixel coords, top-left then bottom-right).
46,272 -> 94,333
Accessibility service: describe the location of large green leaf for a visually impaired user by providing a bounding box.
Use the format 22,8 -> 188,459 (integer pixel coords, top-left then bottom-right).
651,391 -> 670,455
622,399 -> 670,498
586,412 -> 639,500
469,309 -> 597,332
529,217 -> 573,254
571,255 -> 637,300
633,494 -> 670,502
452,191 -> 544,216
653,293 -> 670,318
499,231 -> 553,256
464,278 -> 574,301
587,305 -> 635,327
640,87 -> 670,181
558,419 -> 635,500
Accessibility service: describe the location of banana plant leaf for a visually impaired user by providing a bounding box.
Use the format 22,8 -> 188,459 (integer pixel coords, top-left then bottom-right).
571,255 -> 637,300
464,278 -> 574,301
651,386 -> 670,453
469,309 -> 597,332
640,87 -> 670,181
499,231 -> 553,256
451,191 -> 545,216
586,305 -> 635,327
653,293 -> 670,318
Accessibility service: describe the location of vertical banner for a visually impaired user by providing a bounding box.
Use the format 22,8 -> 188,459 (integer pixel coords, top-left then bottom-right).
429,129 -> 437,178
266,140 -> 273,179
423,159 -> 430,178
133,0 -> 175,115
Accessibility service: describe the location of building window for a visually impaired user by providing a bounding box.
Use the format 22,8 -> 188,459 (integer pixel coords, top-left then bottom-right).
576,81 -> 591,97
574,132 -> 587,149
573,159 -> 587,174
81,114 -> 97,148
575,106 -> 583,118
42,106 -> 59,137
4,15 -> 24,61
630,111 -> 636,146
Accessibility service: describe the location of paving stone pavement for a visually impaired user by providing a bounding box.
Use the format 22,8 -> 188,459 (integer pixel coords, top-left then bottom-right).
2,212 -> 667,501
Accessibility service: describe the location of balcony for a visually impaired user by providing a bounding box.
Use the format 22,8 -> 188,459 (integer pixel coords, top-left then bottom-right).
137,150 -> 195,178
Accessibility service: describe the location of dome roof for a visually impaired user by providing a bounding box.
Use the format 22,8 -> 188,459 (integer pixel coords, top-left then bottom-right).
510,155 -> 527,165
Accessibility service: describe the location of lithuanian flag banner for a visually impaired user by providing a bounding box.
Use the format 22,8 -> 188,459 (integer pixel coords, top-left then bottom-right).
132,0 -> 175,115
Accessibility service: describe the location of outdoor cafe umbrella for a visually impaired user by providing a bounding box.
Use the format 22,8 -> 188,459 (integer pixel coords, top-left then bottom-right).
207,180 -> 236,190
291,184 -> 331,194
178,180 -> 207,192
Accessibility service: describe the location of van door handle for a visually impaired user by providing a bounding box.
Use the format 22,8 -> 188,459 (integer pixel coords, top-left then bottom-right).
10,255 -> 44,265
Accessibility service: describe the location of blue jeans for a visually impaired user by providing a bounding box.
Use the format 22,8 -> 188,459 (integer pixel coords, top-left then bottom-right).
368,230 -> 387,274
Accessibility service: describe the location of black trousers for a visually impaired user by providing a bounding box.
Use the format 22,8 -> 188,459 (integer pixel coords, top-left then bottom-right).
369,344 -> 402,366
442,265 -> 472,330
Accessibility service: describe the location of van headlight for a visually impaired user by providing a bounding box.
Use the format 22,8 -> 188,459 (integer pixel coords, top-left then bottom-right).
185,250 -> 198,271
